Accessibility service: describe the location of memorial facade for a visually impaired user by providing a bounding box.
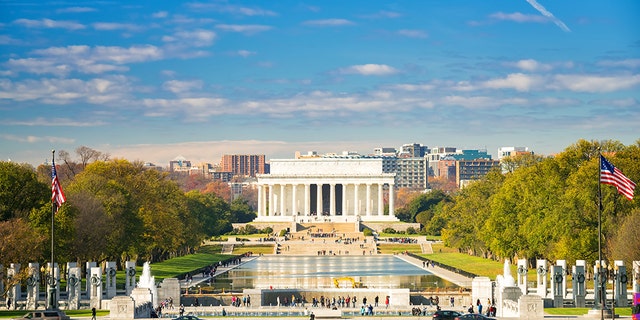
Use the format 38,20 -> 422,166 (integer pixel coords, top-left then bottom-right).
254,158 -> 398,222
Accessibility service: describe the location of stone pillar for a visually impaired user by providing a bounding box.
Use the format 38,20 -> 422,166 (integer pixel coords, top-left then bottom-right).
388,183 -> 395,217
342,184 -> 347,217
66,262 -> 77,295
26,263 -> 40,310
354,184 -> 360,216
105,261 -> 117,298
377,184 -> 384,216
257,185 -> 263,217
86,261 -> 96,297
536,259 -> 547,297
46,262 -> 60,309
292,184 -> 298,217
516,259 -> 528,295
329,183 -> 336,216
572,260 -> 586,307
613,260 -> 627,307
551,265 -> 563,307
7,264 -> 20,310
519,295 -> 544,319
593,260 -> 606,309
365,184 -> 371,216
67,267 -> 81,310
280,184 -> 285,216
557,260 -> 567,297
110,295 -> 136,320
125,261 -> 136,295
316,183 -> 322,215
268,185 -> 274,217
90,266 -> 103,309
634,261 -> 640,295
304,184 -> 310,216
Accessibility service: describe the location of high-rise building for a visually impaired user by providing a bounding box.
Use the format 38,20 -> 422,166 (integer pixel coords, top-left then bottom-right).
169,155 -> 191,173
497,146 -> 532,160
456,158 -> 501,188
220,154 -> 266,177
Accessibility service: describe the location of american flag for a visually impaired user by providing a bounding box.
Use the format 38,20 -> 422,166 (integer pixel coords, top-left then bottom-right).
51,156 -> 66,211
600,155 -> 636,200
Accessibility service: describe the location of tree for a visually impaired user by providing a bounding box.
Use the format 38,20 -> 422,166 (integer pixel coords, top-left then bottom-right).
202,180 -> 232,202
0,218 -> 46,267
0,162 -> 49,221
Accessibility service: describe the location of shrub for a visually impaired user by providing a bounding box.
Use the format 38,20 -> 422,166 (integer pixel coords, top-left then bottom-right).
279,229 -> 288,237
405,227 -> 417,234
262,226 -> 273,234
363,228 -> 373,236
382,227 -> 397,234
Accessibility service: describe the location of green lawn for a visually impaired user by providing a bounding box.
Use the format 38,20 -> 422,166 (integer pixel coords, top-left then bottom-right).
149,252 -> 234,280
545,307 -> 632,316
232,244 -> 275,255
378,243 -> 422,254
0,309 -> 109,319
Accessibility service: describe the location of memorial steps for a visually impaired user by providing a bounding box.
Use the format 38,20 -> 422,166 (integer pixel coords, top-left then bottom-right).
275,240 -> 378,256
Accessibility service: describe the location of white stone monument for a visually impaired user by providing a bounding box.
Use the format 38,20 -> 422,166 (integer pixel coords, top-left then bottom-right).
26,263 -> 40,310
634,261 -> 640,295
67,267 -> 81,310
495,259 -> 522,318
613,260 -> 627,307
516,259 -> 528,295
7,264 -> 20,310
125,261 -> 136,295
138,262 -> 158,307
551,265 -> 563,307
85,261 -> 96,297
66,262 -> 77,296
557,260 -> 567,296
535,259 -> 547,298
105,261 -> 117,298
572,260 -> 586,307
89,266 -> 103,309
46,262 -> 60,309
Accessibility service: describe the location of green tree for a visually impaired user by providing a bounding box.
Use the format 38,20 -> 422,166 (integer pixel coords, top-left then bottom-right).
0,161 -> 49,221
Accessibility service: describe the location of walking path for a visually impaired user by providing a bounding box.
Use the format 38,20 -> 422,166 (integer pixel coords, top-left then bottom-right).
394,254 -> 474,288
179,256 -> 259,289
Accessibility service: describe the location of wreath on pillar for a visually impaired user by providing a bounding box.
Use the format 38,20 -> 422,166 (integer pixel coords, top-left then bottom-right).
90,275 -> 102,286
108,268 -> 117,278
46,274 -> 57,287
68,275 -> 79,287
537,266 -> 546,276
517,266 -> 527,276
554,273 -> 563,284
620,274 -> 628,284
128,268 -> 136,277
26,275 -> 38,287
576,274 -> 585,284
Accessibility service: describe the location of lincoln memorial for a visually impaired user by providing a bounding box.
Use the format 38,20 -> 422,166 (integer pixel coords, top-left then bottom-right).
254,158 -> 399,222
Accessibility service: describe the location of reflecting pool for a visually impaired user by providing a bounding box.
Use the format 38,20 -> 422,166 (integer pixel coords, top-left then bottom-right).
212,255 -> 458,291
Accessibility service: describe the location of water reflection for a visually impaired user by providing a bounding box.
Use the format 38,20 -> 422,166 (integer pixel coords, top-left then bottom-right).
213,255 -> 458,291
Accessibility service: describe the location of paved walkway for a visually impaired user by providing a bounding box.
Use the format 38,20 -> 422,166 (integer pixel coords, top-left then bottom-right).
394,254 -> 474,288
179,256 -> 259,289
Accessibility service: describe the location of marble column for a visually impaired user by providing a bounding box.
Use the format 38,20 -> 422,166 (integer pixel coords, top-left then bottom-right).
388,183 -> 395,217
26,263 -> 39,310
378,184 -> 384,216
330,183 -> 336,216
280,184 -> 285,216
342,184 -> 347,217
365,184 -> 372,216
304,184 -> 310,216
125,261 -> 136,295
292,184 -> 298,216
257,185 -> 264,217
268,184 -> 274,217
67,267 -> 81,310
354,184 -> 360,216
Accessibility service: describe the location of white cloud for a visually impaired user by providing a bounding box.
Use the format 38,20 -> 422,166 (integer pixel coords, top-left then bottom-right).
302,19 -> 355,27
92,22 -> 144,32
186,3 -> 277,16
162,80 -> 203,94
215,24 -> 272,35
597,59 -> 640,69
163,29 -> 217,47
0,76 -> 133,104
482,73 -> 544,92
237,50 -> 256,57
152,11 -> 168,18
397,29 -> 428,39
56,7 -> 96,13
525,0 -> 571,32
514,59 -> 552,72
0,134 -> 75,144
13,18 -> 85,30
489,12 -> 548,23
1,117 -> 106,127
339,64 -> 399,76
552,74 -> 640,92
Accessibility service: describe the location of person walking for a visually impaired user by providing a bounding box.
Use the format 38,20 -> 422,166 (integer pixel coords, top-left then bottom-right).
91,307 -> 97,320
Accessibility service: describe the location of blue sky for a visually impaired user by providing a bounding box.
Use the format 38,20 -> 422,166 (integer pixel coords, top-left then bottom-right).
1,0 -> 638,166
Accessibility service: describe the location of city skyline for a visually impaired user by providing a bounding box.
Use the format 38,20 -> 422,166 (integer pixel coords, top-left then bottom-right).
1,1 -> 638,166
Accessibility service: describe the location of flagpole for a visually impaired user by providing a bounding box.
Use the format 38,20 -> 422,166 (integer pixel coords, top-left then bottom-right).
50,149 -> 56,310
598,152 -> 603,320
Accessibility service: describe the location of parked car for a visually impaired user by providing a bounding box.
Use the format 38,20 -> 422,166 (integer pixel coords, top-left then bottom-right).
175,316 -> 201,320
454,314 -> 496,320
11,311 -> 70,320
432,310 -> 463,320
